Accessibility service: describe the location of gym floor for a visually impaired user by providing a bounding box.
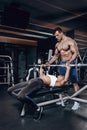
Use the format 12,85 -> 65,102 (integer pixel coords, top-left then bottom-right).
0,85 -> 87,130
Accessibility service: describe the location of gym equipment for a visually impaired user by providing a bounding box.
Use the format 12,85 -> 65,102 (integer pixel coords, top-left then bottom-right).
20,65 -> 87,117
28,63 -> 87,67
0,55 -> 14,86
20,84 -> 87,117
20,84 -> 73,116
8,60 -> 86,118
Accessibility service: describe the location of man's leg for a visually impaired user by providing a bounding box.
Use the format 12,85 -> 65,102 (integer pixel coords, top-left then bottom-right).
68,65 -> 80,110
71,82 -> 80,110
73,83 -> 80,92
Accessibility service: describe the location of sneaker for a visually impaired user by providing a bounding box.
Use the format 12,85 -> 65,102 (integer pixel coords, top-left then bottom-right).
71,101 -> 80,110
20,106 -> 25,117
33,107 -> 43,121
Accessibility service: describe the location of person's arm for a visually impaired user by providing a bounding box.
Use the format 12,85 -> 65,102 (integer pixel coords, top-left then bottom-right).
67,40 -> 79,64
46,44 -> 60,65
39,64 -> 45,77
60,65 -> 70,85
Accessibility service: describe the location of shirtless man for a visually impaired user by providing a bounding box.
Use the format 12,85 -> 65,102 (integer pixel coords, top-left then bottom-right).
8,64 -> 70,120
46,27 -> 79,93
45,27 -> 80,111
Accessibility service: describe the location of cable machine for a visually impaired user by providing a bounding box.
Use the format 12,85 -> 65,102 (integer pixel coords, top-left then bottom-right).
0,55 -> 14,86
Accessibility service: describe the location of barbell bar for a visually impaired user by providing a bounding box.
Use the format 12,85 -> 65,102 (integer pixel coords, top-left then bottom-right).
28,63 -> 87,67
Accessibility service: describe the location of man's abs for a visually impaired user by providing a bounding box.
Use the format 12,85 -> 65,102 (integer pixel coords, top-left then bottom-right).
60,50 -> 72,61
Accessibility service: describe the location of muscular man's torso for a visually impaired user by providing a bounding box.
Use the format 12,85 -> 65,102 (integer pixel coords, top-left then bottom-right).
56,37 -> 74,61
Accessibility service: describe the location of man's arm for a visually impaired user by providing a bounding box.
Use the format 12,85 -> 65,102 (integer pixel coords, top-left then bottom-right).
68,40 -> 79,63
46,45 -> 60,65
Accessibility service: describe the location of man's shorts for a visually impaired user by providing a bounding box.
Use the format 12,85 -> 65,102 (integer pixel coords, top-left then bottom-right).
58,60 -> 78,83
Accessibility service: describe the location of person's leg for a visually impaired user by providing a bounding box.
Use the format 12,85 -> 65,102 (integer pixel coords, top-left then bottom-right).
58,61 -> 66,76
17,78 -> 44,120
17,78 -> 43,110
69,67 -> 80,110
7,81 -> 29,97
69,62 -> 80,92
73,82 -> 79,92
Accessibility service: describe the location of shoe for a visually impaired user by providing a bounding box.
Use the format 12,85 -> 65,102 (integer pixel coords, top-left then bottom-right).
20,104 -> 26,117
33,107 -> 43,121
71,101 -> 80,110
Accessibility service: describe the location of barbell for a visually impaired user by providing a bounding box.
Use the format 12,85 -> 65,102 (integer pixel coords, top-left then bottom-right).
28,63 -> 87,67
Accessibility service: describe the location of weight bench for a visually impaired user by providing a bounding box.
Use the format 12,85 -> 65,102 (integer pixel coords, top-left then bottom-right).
14,65 -> 87,118
20,84 -> 73,117
20,84 -> 87,117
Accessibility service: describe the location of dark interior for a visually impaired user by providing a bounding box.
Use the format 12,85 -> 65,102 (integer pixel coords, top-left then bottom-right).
0,1 -> 87,130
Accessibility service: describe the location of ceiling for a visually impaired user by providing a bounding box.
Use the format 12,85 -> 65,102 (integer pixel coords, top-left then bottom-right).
0,0 -> 87,45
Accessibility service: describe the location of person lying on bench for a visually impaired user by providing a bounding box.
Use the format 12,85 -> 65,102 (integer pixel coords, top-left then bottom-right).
7,64 -> 70,121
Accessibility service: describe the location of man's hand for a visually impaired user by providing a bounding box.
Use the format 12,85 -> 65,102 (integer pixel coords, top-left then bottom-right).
45,62 -> 50,66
